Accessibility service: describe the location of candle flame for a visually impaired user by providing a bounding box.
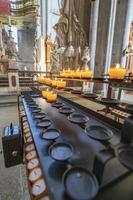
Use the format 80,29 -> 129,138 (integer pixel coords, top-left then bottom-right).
116,63 -> 120,69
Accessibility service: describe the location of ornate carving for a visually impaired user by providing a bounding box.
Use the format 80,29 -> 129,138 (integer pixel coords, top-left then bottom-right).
81,46 -> 90,69
6,31 -> 17,59
45,35 -> 52,72
50,42 -> 60,72
0,21 -> 5,59
53,0 -> 88,69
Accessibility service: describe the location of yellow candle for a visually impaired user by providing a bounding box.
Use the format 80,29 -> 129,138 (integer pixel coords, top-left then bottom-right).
70,70 -> 74,78
116,63 -> 120,68
52,79 -> 57,87
81,69 -> 93,78
57,80 -> 67,89
60,69 -> 74,78
75,69 -> 82,78
64,69 -> 70,78
45,78 -> 52,85
42,89 -> 50,99
109,64 -> 126,79
67,68 -> 71,77
40,77 -> 47,84
46,91 -> 57,102
38,76 -> 45,83
60,70 -> 66,77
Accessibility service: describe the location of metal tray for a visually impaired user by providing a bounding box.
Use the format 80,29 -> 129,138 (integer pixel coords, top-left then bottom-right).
85,125 -> 114,141
68,113 -> 89,124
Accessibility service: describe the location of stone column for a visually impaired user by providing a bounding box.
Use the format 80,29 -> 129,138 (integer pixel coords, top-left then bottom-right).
88,0 -> 99,93
89,0 -> 99,72
40,0 -> 48,37
94,0 -> 111,77
103,0 -> 117,97
104,0 -> 117,74
93,0 -> 111,94
40,0 -> 48,72
120,0 -> 133,67
111,0 -> 133,65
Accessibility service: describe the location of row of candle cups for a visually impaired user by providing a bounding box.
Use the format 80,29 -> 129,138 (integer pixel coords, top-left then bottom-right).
59,64 -> 132,79
60,68 -> 93,78
38,77 -> 67,89
38,64 -> 132,81
42,89 -> 57,103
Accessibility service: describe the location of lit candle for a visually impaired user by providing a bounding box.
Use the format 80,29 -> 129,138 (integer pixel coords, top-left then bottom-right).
70,70 -> 75,78
81,68 -> 93,78
65,68 -> 71,78
42,88 -> 50,99
75,68 -> 82,78
57,79 -> 67,89
116,63 -> 120,69
52,79 -> 57,87
46,91 -> 57,102
109,63 -> 126,79
45,78 -> 52,85
60,69 -> 66,77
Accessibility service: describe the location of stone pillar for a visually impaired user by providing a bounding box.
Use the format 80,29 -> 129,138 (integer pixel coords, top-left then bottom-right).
102,0 -> 117,96
89,0 -> 99,72
92,0 -> 111,94
94,0 -> 111,77
120,0 -> 133,67
88,0 -> 99,93
104,0 -> 117,73
40,0 -> 48,71
40,0 -> 48,37
111,0 -> 131,65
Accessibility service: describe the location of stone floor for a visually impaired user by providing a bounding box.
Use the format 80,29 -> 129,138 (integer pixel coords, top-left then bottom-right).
0,104 -> 30,200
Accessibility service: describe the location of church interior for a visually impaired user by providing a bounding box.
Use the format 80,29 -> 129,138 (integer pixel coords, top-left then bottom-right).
0,0 -> 133,200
